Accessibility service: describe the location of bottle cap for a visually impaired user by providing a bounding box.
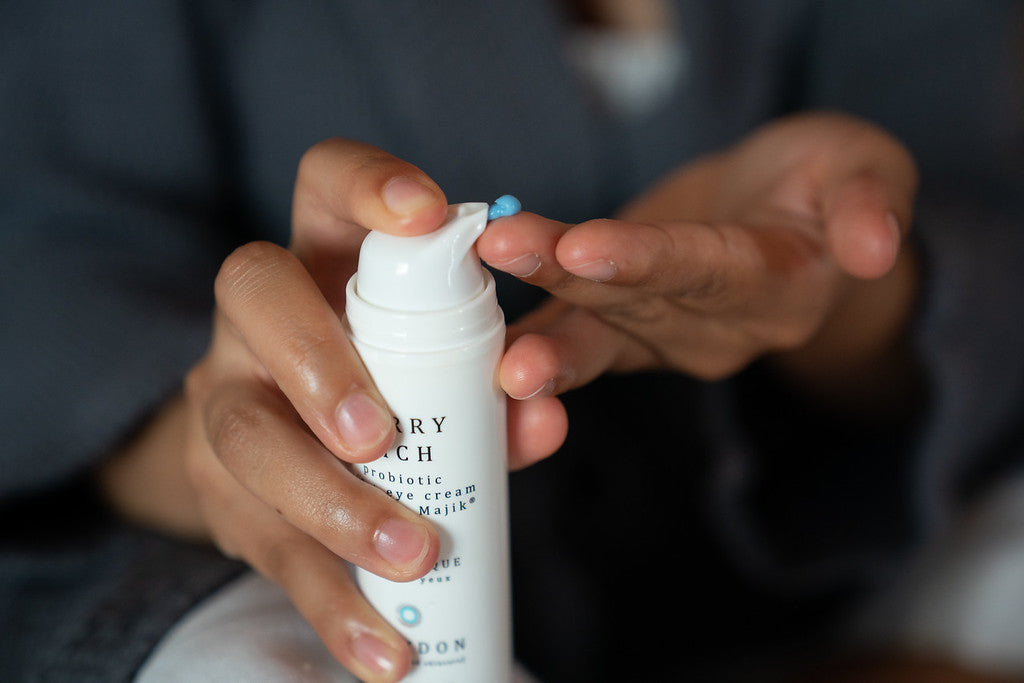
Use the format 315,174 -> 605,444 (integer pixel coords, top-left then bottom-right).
355,202 -> 489,312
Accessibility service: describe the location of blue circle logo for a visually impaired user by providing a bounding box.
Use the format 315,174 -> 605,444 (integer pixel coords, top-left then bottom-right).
398,605 -> 421,626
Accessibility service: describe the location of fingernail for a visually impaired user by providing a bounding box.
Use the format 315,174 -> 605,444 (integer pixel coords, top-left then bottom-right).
336,391 -> 392,451
884,212 -> 902,264
491,253 -> 541,278
375,517 -> 430,568
382,176 -> 437,216
566,259 -> 617,282
351,632 -> 399,677
886,212 -> 901,241
513,378 -> 556,401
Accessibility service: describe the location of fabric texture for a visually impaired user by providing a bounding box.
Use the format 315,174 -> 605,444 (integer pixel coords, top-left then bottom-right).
136,571 -> 543,682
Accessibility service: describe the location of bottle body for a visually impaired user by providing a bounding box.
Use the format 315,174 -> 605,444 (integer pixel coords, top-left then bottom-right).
345,273 -> 511,682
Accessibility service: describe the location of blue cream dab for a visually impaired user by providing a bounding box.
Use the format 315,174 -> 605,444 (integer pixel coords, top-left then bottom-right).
488,195 -> 521,221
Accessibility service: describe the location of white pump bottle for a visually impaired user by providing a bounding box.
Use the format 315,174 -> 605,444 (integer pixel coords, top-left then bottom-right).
344,202 -> 512,681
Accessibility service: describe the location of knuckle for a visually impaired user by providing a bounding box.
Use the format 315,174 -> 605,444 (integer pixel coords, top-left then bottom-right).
756,307 -> 825,353
670,336 -> 751,380
205,392 -> 271,473
182,444 -> 213,496
215,241 -> 290,307
278,332 -> 332,397
183,361 -> 212,403
297,137 -> 345,178
771,321 -> 818,352
690,355 -> 748,381
602,296 -> 666,325
579,217 -> 618,234
194,500 -> 245,561
258,537 -> 304,584
215,539 -> 244,562
300,137 -> 393,186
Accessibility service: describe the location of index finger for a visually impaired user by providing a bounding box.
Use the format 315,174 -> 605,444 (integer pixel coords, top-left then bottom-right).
215,240 -> 395,463
290,138 -> 449,264
478,212 -> 785,310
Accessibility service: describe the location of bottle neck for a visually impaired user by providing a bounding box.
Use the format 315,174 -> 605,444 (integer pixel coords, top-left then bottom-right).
344,271 -> 504,352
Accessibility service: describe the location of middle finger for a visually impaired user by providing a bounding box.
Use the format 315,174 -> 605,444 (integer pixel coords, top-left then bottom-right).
202,375 -> 439,581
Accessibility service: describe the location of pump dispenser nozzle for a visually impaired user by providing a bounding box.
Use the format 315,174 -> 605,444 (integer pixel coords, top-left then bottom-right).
355,202 -> 490,312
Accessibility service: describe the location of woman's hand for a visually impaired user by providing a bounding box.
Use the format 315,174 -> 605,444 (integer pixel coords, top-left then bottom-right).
477,112 -> 921,415
99,138 -> 566,682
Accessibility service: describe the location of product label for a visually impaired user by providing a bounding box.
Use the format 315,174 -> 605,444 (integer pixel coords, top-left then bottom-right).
346,346 -> 511,681
358,413 -> 491,588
